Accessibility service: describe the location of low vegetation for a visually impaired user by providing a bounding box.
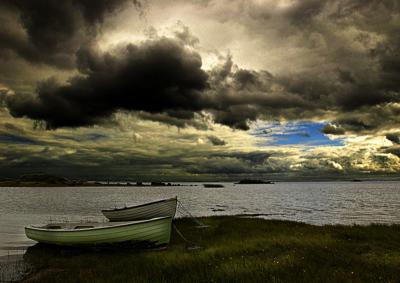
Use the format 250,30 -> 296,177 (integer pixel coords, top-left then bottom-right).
0,174 -> 190,187
21,216 -> 400,283
0,174 -> 71,187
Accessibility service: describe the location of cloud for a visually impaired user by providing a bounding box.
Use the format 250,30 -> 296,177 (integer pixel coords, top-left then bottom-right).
386,133 -> 400,144
211,151 -> 272,165
384,146 -> 400,158
6,38 -> 209,129
136,111 -> 210,130
173,21 -> 200,47
3,0 -> 400,179
322,124 -> 346,135
54,133 -> 108,142
192,0 -> 400,132
3,0 -> 400,133
1,106 -> 400,178
0,0 -> 141,68
207,135 -> 226,146
327,160 -> 344,171
0,133 -> 41,145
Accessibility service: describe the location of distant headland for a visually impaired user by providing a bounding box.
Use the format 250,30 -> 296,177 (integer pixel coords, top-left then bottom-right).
1,174 -> 396,187
0,174 -> 191,187
0,174 -> 278,187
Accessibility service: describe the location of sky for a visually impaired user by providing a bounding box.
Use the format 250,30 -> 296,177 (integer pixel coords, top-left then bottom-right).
0,0 -> 400,180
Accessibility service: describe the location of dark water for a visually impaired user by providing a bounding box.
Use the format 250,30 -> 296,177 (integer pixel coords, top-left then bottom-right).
0,181 -> 400,256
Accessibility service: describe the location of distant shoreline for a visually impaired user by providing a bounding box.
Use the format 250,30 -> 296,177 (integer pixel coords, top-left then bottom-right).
1,173 -> 400,187
0,181 -> 193,187
2,179 -> 400,187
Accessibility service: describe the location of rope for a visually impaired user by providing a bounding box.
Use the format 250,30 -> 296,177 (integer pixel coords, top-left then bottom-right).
177,200 -> 208,228
173,224 -> 193,245
173,223 -> 201,250
173,200 -> 208,250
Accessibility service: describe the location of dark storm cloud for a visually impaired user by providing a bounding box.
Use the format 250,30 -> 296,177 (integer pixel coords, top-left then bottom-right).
211,151 -> 271,165
187,165 -> 266,174
289,1 -> 400,132
384,146 -> 400,158
207,61 -> 312,130
136,111 -> 209,130
329,103 -> 400,133
8,33 -> 313,131
6,38 -> 209,129
207,135 -> 226,146
195,0 -> 400,131
185,150 -> 275,174
269,0 -> 400,132
211,106 -> 258,131
386,133 -> 400,145
322,124 -> 346,135
4,0 -> 400,133
0,0 -> 141,68
285,0 -> 326,25
186,150 -> 277,175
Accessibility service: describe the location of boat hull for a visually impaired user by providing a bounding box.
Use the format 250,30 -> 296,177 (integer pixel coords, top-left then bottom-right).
102,197 -> 177,222
25,217 -> 172,247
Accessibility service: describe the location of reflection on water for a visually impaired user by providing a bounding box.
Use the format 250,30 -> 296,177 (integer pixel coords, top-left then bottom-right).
0,181 -> 399,256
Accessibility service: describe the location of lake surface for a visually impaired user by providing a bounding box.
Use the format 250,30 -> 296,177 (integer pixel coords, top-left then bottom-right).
1,181 -> 400,256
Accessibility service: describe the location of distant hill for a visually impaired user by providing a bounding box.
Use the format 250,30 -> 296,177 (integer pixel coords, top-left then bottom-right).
19,173 -> 70,184
0,173 -> 71,187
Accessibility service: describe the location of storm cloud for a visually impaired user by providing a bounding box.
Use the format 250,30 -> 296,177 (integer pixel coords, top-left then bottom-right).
192,0 -> 400,132
0,0 -> 141,68
3,0 -> 400,133
386,133 -> 400,145
207,135 -> 226,146
6,38 -> 209,129
2,0 -> 400,179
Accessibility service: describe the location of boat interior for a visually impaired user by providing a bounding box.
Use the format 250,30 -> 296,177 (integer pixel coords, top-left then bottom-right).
31,222 -> 124,230
28,217 -> 167,231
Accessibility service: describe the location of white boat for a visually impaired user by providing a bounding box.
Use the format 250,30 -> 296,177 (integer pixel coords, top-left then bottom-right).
25,216 -> 172,247
102,197 -> 178,222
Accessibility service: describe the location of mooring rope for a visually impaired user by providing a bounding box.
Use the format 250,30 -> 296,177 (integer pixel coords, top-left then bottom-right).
172,223 -> 201,250
173,224 -> 193,244
177,200 -> 208,228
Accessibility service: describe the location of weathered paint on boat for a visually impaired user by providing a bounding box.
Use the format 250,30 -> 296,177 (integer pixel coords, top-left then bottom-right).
102,197 -> 177,222
25,216 -> 172,247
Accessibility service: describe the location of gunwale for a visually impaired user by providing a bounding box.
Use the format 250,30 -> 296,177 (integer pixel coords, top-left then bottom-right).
25,216 -> 171,233
101,197 -> 177,212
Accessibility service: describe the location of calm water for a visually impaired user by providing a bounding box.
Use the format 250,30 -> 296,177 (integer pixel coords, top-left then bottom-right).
0,181 -> 400,256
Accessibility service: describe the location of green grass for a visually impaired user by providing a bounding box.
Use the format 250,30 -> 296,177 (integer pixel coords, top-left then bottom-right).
21,216 -> 400,283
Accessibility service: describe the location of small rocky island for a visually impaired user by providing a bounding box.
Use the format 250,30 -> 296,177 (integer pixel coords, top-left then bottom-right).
203,183 -> 224,188
235,179 -> 275,184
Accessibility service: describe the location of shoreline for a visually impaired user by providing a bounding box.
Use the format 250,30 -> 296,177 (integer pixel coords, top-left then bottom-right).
4,216 -> 399,282
2,179 -> 400,187
2,173 -> 400,187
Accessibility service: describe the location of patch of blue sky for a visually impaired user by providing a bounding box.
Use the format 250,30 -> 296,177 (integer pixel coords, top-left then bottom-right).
251,121 -> 345,147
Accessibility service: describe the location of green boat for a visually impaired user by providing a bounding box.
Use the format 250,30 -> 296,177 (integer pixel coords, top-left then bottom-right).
25,216 -> 172,247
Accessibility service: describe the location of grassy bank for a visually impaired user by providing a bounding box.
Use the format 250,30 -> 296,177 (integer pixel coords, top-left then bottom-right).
21,216 -> 400,283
